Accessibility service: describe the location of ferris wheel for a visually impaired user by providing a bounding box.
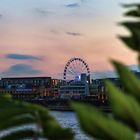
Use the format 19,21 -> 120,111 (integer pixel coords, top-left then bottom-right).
63,58 -> 90,81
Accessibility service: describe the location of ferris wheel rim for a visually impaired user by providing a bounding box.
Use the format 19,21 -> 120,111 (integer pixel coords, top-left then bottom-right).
63,58 -> 90,80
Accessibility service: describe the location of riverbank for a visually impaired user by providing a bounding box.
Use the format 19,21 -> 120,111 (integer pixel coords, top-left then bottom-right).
28,98 -> 111,112
48,105 -> 111,112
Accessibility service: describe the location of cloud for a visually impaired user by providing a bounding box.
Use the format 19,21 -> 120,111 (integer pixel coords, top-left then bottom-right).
65,3 -> 80,8
50,30 -> 59,34
0,14 -> 2,18
66,32 -> 82,36
34,8 -> 52,16
3,64 -> 42,76
5,54 -> 42,61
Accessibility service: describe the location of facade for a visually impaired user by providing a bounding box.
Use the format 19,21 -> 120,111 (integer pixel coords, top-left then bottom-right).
90,71 -> 140,101
51,79 -> 64,97
0,77 -> 52,100
60,74 -> 89,99
91,71 -> 140,95
91,78 -> 121,94
90,78 -> 122,102
0,70 -> 139,101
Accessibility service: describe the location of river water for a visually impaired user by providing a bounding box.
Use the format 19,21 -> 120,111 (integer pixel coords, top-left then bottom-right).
0,111 -> 92,139
50,111 -> 92,140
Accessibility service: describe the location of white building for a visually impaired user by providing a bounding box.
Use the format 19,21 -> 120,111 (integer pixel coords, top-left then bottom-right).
60,74 -> 89,99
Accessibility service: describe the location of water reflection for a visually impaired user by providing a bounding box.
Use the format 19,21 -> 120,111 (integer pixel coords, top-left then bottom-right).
50,111 -> 92,140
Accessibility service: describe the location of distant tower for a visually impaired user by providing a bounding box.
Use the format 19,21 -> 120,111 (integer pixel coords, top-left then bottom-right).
87,75 -> 90,84
81,73 -> 87,82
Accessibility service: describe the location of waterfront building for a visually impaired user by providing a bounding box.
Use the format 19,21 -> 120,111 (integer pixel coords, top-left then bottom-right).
90,78 -> 121,102
0,77 -> 52,100
60,73 -> 89,99
51,79 -> 64,97
90,71 -> 140,101
91,71 -> 140,95
91,78 -> 122,93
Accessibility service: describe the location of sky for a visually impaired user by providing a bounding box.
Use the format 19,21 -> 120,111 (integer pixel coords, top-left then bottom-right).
0,0 -> 139,79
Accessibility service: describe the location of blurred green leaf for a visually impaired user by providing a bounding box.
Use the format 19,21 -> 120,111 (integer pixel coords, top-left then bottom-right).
122,3 -> 140,17
124,9 -> 140,17
112,60 -> 140,101
72,102 -> 135,140
120,22 -> 140,31
36,109 -> 74,140
0,97 -> 74,140
106,81 -> 140,131
0,114 -> 36,131
119,3 -> 140,53
119,25 -> 140,52
122,4 -> 140,8
1,129 -> 39,140
119,35 -> 140,52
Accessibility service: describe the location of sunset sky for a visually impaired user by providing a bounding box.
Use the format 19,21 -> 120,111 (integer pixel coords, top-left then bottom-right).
0,0 -> 139,79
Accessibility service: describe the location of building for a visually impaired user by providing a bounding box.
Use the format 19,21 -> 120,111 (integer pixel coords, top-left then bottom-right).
90,71 -> 140,101
90,78 -> 122,102
91,78 -> 121,94
0,77 -> 52,100
60,73 -> 89,99
51,79 -> 64,97
91,71 -> 140,95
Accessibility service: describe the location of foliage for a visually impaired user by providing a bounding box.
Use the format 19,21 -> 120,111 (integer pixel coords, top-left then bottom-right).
72,102 -> 135,140
119,4 -> 140,62
72,3 -> 140,140
0,95 -> 74,140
